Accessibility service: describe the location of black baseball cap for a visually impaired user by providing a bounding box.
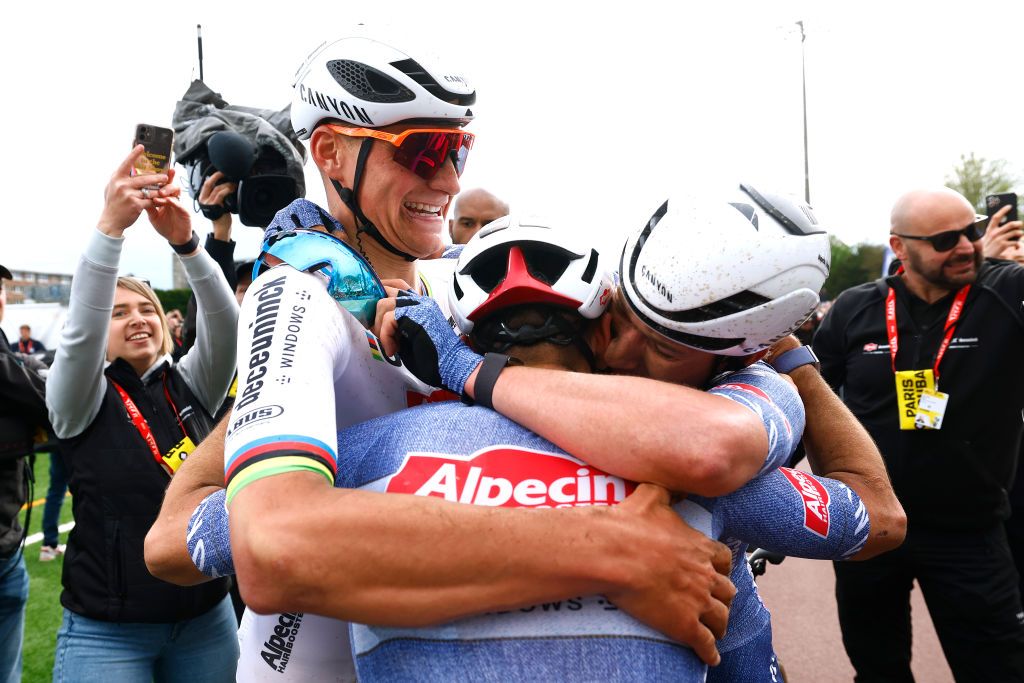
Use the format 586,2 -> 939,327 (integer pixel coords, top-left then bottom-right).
0,264 -> 11,280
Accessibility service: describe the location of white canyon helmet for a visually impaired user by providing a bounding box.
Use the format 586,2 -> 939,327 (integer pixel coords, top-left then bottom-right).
619,185 -> 831,356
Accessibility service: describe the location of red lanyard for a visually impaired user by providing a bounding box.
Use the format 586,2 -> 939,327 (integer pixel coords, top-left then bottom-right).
885,283 -> 970,381
110,378 -> 186,476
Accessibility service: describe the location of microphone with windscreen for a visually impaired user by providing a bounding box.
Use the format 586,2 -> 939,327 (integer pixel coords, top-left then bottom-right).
207,132 -> 257,181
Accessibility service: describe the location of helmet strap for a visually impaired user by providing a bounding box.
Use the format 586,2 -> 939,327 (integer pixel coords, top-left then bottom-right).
329,139 -> 417,263
474,312 -> 598,372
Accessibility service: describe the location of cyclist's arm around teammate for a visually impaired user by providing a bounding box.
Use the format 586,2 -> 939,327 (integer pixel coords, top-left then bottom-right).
767,335 -> 906,558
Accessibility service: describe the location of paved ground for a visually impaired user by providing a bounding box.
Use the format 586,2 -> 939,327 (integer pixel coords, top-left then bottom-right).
756,555 -> 954,682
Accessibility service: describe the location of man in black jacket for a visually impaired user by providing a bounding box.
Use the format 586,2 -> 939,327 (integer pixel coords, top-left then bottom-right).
0,264 -> 49,682
813,188 -> 1024,682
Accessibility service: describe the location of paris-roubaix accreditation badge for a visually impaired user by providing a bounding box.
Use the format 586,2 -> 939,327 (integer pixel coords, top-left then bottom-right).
914,389 -> 949,430
894,369 -> 948,430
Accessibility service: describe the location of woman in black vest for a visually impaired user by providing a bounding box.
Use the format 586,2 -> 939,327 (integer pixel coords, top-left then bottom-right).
45,145 -> 239,681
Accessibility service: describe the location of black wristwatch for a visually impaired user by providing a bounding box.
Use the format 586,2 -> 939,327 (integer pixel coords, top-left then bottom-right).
462,353 -> 521,409
770,346 -> 820,374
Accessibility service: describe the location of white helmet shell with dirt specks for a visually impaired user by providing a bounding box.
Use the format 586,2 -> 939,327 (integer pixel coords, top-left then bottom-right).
619,189 -> 831,356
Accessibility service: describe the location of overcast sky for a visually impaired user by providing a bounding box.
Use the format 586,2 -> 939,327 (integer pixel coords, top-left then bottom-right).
4,1 -> 1022,288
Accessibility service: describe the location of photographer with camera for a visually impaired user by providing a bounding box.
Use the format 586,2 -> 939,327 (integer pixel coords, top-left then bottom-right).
0,264 -> 49,683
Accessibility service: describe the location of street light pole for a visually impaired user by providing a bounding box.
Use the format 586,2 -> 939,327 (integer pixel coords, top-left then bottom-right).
797,20 -> 810,204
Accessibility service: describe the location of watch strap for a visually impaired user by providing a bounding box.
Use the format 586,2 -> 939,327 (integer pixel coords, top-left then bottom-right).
171,231 -> 200,255
770,346 -> 820,374
463,353 -> 518,409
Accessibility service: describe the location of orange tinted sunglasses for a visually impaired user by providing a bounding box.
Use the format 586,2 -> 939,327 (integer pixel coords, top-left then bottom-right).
326,124 -> 475,181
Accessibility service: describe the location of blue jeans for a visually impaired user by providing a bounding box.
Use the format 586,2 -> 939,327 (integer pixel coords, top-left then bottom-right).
52,595 -> 238,683
0,552 -> 28,683
42,451 -> 68,547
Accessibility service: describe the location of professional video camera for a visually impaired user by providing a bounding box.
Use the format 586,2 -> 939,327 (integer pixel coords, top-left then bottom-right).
173,80 -> 307,228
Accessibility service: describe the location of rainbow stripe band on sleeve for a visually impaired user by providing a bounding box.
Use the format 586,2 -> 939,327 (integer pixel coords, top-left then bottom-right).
225,435 -> 337,505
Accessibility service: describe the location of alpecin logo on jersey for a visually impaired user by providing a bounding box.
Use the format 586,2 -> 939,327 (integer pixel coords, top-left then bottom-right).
261,611 -> 304,673
780,467 -> 831,538
386,447 -> 636,508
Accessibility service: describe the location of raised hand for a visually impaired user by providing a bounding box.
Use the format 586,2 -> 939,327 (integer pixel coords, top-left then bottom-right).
982,205 -> 1024,260
146,169 -> 192,245
97,145 -> 169,237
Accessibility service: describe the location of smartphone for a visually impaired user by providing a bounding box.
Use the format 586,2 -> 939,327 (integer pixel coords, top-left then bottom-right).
132,124 -> 174,179
986,192 -> 1018,227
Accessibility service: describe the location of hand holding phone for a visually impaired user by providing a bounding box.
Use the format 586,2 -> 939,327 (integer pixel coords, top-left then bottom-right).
132,124 -> 174,182
986,192 -> 1018,228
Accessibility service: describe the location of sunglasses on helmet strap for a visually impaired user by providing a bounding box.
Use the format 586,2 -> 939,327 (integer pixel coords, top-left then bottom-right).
891,216 -> 988,252
326,124 -> 474,181
255,229 -> 386,328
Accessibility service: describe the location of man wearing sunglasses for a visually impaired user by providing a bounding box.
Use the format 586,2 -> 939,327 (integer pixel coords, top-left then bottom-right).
810,187 -> 1024,681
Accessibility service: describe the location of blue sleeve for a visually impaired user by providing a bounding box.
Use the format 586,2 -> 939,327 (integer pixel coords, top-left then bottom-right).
186,489 -> 236,578
709,467 -> 869,561
707,361 -> 804,474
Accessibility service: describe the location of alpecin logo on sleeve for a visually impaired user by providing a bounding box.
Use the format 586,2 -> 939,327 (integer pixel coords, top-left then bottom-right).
780,467 -> 831,538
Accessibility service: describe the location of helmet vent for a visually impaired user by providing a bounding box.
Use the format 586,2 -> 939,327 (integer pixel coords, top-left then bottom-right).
729,202 -> 759,230
581,250 -> 598,284
327,60 -> 415,103
798,204 -> 818,225
453,277 -> 464,300
659,290 -> 772,324
465,243 -> 576,291
390,58 -> 476,107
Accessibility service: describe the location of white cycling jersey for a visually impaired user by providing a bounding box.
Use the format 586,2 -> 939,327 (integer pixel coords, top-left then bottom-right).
229,258 -> 455,682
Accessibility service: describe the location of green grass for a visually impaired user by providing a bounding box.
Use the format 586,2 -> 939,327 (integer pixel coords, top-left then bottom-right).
20,452 -> 74,682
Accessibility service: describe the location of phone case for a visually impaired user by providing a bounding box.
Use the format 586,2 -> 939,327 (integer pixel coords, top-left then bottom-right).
986,192 -> 1018,226
132,124 -> 174,176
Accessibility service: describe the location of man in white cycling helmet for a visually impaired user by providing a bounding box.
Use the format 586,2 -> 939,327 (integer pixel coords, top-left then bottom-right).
147,37 -> 747,679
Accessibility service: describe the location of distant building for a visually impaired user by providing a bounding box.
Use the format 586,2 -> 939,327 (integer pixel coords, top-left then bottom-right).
4,269 -> 72,305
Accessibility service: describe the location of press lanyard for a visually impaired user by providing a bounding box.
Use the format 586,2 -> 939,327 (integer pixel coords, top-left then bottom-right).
885,283 -> 970,384
110,378 -> 187,476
